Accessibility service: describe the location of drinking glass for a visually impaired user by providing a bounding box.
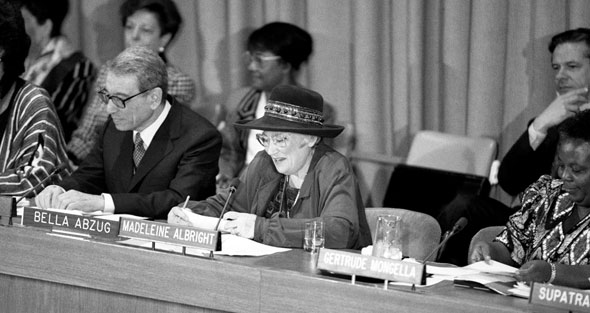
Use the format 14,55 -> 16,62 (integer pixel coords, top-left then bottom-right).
304,220 -> 325,253
372,215 -> 402,260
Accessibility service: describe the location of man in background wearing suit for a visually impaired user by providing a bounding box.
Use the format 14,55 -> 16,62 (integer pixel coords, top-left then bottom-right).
438,28 -> 590,265
36,46 -> 221,219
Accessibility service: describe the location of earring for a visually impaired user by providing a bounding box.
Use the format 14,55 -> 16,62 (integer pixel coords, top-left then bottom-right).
158,46 -> 165,53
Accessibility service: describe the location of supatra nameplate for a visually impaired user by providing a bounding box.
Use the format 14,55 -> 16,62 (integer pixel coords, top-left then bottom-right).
530,282 -> 590,312
21,207 -> 119,238
118,217 -> 221,251
317,248 -> 425,284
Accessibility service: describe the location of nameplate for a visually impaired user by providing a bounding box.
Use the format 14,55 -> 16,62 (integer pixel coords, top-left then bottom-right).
317,249 -> 425,284
118,218 -> 221,251
530,283 -> 590,312
21,207 -> 119,238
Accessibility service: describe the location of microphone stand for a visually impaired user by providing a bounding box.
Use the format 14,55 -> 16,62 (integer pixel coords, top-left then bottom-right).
15,163 -> 68,205
210,179 -> 240,258
423,217 -> 468,264
0,164 -> 67,226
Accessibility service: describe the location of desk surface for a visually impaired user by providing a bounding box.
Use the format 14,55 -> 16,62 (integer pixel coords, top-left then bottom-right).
0,225 -> 555,313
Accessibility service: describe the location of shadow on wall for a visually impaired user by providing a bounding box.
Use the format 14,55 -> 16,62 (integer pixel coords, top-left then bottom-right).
91,0 -> 124,65
195,27 -> 255,126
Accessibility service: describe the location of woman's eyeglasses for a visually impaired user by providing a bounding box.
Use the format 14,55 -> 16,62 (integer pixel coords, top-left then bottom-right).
97,88 -> 152,109
256,133 -> 289,148
244,51 -> 281,68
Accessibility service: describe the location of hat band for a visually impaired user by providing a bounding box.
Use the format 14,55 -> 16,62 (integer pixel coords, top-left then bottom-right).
265,100 -> 324,126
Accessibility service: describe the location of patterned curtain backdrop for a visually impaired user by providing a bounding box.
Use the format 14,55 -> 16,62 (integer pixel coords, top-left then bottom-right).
64,0 -> 590,206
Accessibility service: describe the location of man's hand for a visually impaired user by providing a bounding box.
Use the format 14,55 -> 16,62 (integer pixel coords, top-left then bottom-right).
515,260 -> 551,283
222,211 -> 256,239
53,190 -> 104,212
470,241 -> 493,264
533,87 -> 590,134
35,185 -> 65,209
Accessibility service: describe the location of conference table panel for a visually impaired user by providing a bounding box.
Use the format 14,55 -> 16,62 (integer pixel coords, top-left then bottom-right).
0,274 -> 223,313
259,269 -> 545,313
0,226 -> 259,313
0,225 -> 557,313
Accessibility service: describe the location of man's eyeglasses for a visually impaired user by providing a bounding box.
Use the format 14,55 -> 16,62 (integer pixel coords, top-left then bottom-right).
244,51 -> 281,67
256,133 -> 290,148
98,88 -> 152,109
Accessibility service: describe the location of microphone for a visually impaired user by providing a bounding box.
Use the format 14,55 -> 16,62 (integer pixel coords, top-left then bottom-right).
15,163 -> 69,204
214,178 -> 241,231
423,217 -> 468,263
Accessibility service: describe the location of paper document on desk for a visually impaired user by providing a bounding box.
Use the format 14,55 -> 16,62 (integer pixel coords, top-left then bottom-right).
451,261 -> 518,296
215,234 -> 290,256
508,282 -> 531,298
182,210 -> 222,229
427,260 -> 517,277
464,260 -> 518,276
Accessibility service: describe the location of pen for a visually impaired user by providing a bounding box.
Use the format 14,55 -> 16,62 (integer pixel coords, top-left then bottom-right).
181,195 -> 190,209
176,196 -> 191,224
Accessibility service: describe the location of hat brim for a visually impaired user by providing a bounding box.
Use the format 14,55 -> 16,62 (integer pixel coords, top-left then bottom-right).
234,116 -> 344,138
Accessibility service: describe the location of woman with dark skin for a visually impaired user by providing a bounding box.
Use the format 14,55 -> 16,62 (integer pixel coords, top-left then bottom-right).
471,110 -> 590,289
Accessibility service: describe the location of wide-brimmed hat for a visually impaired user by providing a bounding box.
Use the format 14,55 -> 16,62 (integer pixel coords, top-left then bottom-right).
234,85 -> 344,138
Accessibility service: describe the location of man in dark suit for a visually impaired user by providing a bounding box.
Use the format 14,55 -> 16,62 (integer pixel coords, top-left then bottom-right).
36,46 -> 221,219
438,28 -> 590,265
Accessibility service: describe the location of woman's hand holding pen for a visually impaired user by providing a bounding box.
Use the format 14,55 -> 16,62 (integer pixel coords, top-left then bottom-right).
167,196 -> 192,226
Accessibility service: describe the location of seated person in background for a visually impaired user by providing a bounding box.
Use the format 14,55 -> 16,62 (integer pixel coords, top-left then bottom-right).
169,85 -> 371,249
0,0 -> 70,196
471,110 -> 590,289
438,28 -> 590,266
217,22 -> 334,189
67,0 -> 195,164
35,46 -> 221,219
19,0 -> 96,143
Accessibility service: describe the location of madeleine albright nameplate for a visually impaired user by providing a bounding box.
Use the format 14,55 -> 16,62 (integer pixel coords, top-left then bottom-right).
118,218 -> 220,251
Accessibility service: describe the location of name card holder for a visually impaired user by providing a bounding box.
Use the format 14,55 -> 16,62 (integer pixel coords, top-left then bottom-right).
21,207 -> 120,239
0,197 -> 16,226
317,249 -> 425,290
530,282 -> 590,312
118,218 -> 221,257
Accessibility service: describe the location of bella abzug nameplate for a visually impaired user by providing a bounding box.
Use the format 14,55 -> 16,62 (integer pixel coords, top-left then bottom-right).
21,207 -> 119,238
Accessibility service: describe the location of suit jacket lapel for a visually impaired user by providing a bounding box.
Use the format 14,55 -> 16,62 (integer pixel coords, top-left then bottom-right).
115,132 -> 134,188
128,101 -> 179,190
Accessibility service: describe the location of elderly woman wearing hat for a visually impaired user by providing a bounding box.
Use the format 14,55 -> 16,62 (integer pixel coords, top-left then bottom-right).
168,85 -> 371,249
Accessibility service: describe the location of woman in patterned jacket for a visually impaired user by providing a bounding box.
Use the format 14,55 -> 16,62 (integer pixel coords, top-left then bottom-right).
0,0 -> 70,196
471,110 -> 590,289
